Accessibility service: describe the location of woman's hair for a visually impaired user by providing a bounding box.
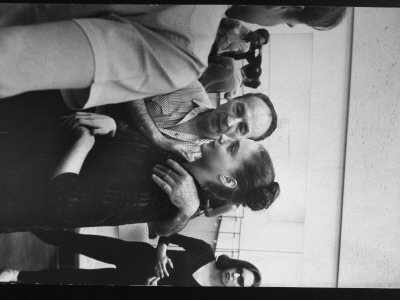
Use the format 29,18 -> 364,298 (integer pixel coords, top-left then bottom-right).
215,254 -> 262,287
291,6 -> 348,30
203,145 -> 280,211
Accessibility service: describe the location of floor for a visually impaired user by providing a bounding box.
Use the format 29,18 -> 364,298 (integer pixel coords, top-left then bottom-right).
0,91 -> 73,274
0,232 -> 57,271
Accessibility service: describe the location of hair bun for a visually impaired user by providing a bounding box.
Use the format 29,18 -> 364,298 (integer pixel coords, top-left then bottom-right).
245,182 -> 280,211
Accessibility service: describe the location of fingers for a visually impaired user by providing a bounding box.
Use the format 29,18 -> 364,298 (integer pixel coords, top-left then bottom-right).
151,277 -> 160,286
166,159 -> 189,176
155,264 -> 163,278
151,174 -> 172,196
154,266 -> 160,278
152,165 -> 178,184
146,276 -> 160,286
162,262 -> 169,277
167,258 -> 174,269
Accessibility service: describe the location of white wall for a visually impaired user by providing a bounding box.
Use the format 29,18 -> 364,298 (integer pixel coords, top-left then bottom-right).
338,8 -> 400,288
237,12 -> 353,287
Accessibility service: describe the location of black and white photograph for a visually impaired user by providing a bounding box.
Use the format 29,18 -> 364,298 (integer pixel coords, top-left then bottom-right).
0,4 -> 399,292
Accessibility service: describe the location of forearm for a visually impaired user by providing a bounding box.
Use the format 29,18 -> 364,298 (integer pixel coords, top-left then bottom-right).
157,243 -> 168,257
150,210 -> 194,237
51,134 -> 94,180
221,51 -> 246,60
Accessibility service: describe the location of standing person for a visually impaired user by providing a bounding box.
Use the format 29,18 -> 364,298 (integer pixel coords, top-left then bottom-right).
0,5 -> 347,107
0,230 -> 262,286
199,56 -> 263,98
210,18 -> 269,56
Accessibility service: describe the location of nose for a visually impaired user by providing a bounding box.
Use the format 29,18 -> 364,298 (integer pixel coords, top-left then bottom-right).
219,134 -> 233,144
226,116 -> 241,127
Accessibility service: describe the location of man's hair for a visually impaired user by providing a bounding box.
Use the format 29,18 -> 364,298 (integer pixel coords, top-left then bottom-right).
216,254 -> 262,287
292,6 -> 348,30
249,93 -> 277,141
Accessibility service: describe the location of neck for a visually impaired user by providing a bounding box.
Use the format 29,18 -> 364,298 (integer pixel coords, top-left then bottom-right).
183,160 -> 209,187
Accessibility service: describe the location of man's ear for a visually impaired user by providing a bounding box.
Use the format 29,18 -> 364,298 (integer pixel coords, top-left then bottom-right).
219,174 -> 238,189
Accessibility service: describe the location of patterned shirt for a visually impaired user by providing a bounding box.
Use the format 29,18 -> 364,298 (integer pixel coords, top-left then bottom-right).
145,80 -> 214,160
108,80 -> 214,160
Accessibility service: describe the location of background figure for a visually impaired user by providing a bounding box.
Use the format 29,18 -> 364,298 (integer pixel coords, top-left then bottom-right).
210,18 -> 269,57
199,56 -> 263,99
0,230 -> 262,287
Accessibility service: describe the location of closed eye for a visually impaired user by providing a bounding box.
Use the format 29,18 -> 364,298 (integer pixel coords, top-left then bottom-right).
235,103 -> 245,116
238,123 -> 248,135
229,141 -> 240,154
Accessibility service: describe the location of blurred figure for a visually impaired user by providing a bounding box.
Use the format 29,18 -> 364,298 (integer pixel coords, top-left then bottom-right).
199,56 -> 262,98
211,18 -> 269,56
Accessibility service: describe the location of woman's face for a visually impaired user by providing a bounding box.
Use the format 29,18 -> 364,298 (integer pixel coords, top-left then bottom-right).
221,267 -> 255,287
199,135 -> 259,179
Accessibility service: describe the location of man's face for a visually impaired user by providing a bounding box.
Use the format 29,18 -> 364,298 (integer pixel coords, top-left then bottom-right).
226,5 -> 301,27
199,95 -> 272,140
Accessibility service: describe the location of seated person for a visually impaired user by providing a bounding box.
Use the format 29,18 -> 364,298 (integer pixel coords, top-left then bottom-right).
0,230 -> 262,286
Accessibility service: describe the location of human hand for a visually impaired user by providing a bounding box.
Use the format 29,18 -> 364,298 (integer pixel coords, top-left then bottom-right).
155,139 -> 194,162
145,276 -> 160,286
154,252 -> 174,278
151,159 -> 200,216
60,112 -> 117,136
0,268 -> 19,282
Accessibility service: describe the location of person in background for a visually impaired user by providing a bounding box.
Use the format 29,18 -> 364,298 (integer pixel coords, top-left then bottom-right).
210,18 -> 269,57
0,230 -> 262,287
199,56 -> 263,99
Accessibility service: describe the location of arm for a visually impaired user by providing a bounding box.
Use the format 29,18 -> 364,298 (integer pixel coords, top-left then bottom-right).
158,234 -> 211,253
220,51 -> 249,60
148,160 -> 200,236
204,203 -> 237,218
219,18 -> 242,33
51,126 -> 94,180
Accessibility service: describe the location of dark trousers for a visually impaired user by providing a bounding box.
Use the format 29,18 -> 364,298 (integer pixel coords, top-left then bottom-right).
17,230 -> 156,285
